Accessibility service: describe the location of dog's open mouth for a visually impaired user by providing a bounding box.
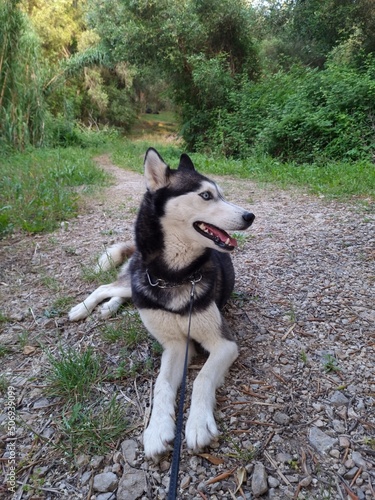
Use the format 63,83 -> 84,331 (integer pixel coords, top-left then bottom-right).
194,221 -> 237,250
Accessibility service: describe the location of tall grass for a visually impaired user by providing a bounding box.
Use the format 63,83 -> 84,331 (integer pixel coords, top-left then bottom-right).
0,0 -> 46,150
0,147 -> 109,235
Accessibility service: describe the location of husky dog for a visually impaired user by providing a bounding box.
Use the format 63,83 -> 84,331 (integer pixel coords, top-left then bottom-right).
69,148 -> 255,459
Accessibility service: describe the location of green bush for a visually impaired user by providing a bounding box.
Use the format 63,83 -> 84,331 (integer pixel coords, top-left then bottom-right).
199,60 -> 375,163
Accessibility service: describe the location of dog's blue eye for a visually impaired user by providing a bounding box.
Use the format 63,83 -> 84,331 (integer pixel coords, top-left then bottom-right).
200,191 -> 213,201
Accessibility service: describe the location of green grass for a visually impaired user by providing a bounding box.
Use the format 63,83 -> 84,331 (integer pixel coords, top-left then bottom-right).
100,310 -> 147,346
191,152 -> 375,199
58,397 -> 128,456
0,344 -> 11,357
0,146 -> 109,236
44,296 -> 76,318
110,139 -> 375,200
1,117 -> 373,240
46,346 -> 103,401
322,353 -> 341,373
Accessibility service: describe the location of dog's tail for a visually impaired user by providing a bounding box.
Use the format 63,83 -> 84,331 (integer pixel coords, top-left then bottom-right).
95,242 -> 135,273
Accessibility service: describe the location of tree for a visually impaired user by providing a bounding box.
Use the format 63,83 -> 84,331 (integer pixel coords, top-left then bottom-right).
88,0 -> 260,147
285,0 -> 375,67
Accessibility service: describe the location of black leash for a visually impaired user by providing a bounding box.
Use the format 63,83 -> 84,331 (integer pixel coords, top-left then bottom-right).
167,279 -> 197,500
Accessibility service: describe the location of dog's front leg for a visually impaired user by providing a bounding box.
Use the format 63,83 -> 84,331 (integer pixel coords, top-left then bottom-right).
69,283 -> 131,321
143,338 -> 195,460
185,332 -> 238,452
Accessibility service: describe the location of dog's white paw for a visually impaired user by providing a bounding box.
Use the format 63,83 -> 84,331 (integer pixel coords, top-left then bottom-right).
143,415 -> 175,460
100,298 -> 123,318
185,408 -> 218,451
68,302 -> 91,321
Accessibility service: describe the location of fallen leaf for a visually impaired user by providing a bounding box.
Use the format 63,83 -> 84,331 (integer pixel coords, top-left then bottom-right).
234,466 -> 247,493
206,467 -> 237,485
198,453 -> 225,465
23,345 -> 37,355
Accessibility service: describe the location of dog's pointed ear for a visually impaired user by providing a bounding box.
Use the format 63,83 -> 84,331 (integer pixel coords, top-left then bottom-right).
144,148 -> 170,192
178,153 -> 195,171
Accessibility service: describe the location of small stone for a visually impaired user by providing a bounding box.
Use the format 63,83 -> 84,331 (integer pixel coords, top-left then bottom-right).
76,454 -> 90,467
112,463 -> 121,474
309,427 -> 337,455
93,472 -> 118,492
97,494 -> 115,500
337,465 -> 346,475
330,391 -> 349,406
339,436 -> 350,448
285,474 -> 299,483
189,456 -> 200,470
90,455 -> 104,469
80,471 -> 92,486
273,411 -> 290,425
251,462 -> 268,497
299,476 -> 312,487
332,419 -> 345,433
268,476 -> 280,488
121,439 -> 138,466
117,465 -> 146,500
329,449 -> 340,459
344,467 -> 359,480
276,452 -> 292,464
33,398 -> 50,409
351,451 -> 367,470
348,407 -> 359,419
345,459 -> 355,469
180,475 -> 191,489
312,403 -> 323,412
315,419 -> 325,427
159,460 -> 170,472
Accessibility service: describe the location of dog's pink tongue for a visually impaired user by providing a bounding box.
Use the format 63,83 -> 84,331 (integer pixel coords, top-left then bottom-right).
211,226 -> 238,247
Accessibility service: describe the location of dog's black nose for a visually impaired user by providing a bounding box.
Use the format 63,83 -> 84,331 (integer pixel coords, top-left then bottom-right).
243,212 -> 255,225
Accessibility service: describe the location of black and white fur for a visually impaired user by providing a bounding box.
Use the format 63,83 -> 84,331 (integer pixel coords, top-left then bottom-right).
69,148 -> 255,460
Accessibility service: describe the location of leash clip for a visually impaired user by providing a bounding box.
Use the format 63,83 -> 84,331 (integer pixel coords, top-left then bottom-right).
189,273 -> 202,297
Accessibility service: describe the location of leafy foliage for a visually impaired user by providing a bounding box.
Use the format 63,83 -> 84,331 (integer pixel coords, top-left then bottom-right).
0,0 -> 46,149
88,0 -> 260,149
191,59 -> 375,163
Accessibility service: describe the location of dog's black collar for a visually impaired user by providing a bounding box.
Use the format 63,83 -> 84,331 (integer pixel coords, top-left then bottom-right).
146,269 -> 202,289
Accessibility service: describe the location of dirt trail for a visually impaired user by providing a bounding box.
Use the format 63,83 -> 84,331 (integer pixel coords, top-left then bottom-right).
0,152 -> 374,499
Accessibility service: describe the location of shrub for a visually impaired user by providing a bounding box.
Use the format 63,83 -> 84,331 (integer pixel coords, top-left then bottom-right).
202,60 -> 375,163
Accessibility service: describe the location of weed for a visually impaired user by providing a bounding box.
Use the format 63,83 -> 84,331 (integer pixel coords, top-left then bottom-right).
151,340 -> 163,356
300,350 -> 308,364
57,397 -> 128,456
17,331 -> 30,348
322,353 -> 340,373
100,310 -> 147,347
0,374 -> 9,393
0,311 -> 9,323
40,275 -> 60,292
230,290 -> 254,307
0,344 -> 11,357
81,260 -> 119,285
225,436 -> 256,462
232,231 -> 248,249
44,296 -> 75,318
363,437 -> 375,449
46,346 -> 103,401
288,458 -> 300,471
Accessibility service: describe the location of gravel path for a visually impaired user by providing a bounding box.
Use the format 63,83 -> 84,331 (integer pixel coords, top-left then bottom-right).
0,153 -> 374,499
